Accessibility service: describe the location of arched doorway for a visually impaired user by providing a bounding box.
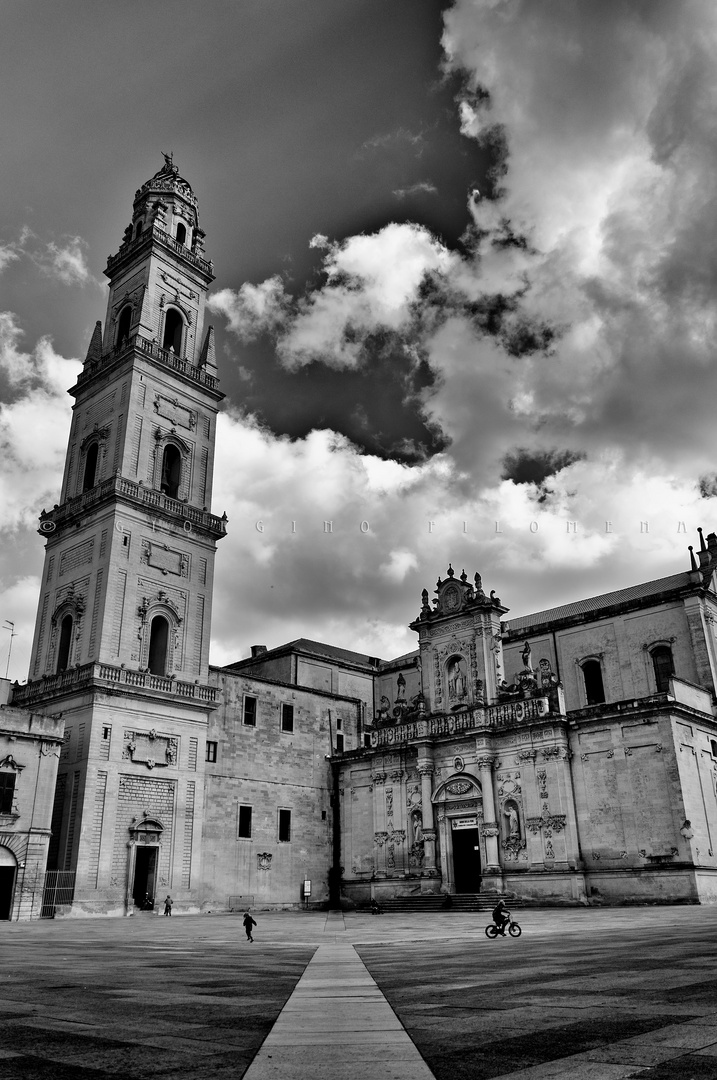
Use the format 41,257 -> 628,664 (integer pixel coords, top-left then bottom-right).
128,819 -> 163,911
433,774 -> 484,894
0,846 -> 17,920
148,615 -> 169,675
56,614 -> 73,673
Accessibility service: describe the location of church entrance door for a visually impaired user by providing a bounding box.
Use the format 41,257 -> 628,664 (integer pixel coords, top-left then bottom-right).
132,847 -> 158,908
452,824 -> 481,893
0,847 -> 17,919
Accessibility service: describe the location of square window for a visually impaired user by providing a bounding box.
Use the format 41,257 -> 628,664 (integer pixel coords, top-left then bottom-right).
205,741 -> 218,763
238,805 -> 252,839
0,772 -> 15,815
278,808 -> 291,842
281,704 -> 294,733
243,696 -> 257,727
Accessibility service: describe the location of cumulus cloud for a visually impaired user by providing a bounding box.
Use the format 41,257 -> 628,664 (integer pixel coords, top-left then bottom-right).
0,229 -> 99,288
39,236 -> 97,287
0,313 -> 80,530
205,1 -> 717,658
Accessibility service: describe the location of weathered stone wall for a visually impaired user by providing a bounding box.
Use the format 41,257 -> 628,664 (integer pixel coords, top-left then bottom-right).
203,671 -> 361,909
0,706 -> 64,920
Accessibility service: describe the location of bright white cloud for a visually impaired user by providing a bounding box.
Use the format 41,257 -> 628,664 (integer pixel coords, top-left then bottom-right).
39,236 -> 97,287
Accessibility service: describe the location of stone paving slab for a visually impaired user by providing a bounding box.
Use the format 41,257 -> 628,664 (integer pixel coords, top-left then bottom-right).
243,941 -> 435,1079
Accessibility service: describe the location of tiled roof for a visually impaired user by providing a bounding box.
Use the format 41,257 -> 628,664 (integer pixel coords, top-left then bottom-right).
506,571 -> 694,634
228,638 -> 383,669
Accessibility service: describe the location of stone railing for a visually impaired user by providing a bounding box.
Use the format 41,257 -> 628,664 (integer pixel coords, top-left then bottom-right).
11,661 -> 218,708
369,694 -> 557,749
39,474 -> 227,538
76,333 -> 219,392
105,224 -> 213,277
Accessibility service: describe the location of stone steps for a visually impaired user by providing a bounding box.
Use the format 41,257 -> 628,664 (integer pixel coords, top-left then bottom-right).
377,893 -> 522,913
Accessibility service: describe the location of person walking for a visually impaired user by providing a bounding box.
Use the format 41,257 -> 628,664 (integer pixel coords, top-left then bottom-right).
243,910 -> 256,942
163,895 -> 173,917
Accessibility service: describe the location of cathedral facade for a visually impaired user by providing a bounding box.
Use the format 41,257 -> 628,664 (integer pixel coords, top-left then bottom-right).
2,163 -> 717,917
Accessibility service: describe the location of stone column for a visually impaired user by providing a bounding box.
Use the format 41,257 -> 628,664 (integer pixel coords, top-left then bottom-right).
478,755 -> 501,873
416,744 -> 436,875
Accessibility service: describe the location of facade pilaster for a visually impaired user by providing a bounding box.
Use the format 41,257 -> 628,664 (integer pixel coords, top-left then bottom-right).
416,743 -> 437,874
477,754 -> 501,874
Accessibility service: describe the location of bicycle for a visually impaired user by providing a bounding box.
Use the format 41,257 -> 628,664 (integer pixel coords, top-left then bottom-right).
485,913 -> 522,939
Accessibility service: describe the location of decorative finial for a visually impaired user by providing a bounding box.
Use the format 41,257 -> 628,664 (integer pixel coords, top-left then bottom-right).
460,569 -> 467,582
162,150 -> 173,168
447,564 -> 454,578
689,545 -> 698,571
698,526 -> 706,551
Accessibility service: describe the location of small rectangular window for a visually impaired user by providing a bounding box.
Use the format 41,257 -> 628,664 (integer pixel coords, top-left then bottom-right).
0,773 -> 16,815
278,808 -> 291,842
102,726 -> 111,740
336,717 -> 342,730
364,733 -> 372,748
238,805 -> 252,838
281,704 -> 294,733
336,733 -> 344,754
205,741 -> 218,763
243,696 -> 257,727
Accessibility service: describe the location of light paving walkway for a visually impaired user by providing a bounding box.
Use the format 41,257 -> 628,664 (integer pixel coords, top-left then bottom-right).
242,912 -> 436,1080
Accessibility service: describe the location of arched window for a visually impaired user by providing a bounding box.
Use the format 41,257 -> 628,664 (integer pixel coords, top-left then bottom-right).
83,442 -> 99,492
134,220 -> 143,240
581,659 -> 605,705
162,308 -> 183,354
176,222 -> 186,245
651,645 -> 674,693
116,305 -> 132,346
57,614 -> 73,673
161,444 -> 181,499
148,615 -> 169,676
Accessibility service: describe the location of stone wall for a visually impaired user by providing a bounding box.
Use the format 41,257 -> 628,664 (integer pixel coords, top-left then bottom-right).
203,671 -> 362,909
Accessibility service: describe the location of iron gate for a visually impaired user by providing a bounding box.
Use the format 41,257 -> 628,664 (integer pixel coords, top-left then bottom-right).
40,870 -> 76,918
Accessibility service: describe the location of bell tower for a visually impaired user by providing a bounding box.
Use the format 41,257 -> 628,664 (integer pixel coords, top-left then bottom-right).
14,157 -> 227,915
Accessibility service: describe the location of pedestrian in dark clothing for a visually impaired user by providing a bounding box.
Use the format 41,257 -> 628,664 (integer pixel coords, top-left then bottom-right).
163,895 -> 173,917
492,900 -> 510,936
243,911 -> 256,941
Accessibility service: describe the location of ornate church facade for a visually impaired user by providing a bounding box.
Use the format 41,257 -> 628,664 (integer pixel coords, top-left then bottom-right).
2,163 -> 717,917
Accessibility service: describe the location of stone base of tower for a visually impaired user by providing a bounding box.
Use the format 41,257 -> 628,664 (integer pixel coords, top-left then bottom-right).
14,671 -> 217,919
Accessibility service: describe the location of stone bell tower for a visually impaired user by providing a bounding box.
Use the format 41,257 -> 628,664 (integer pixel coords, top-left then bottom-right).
14,156 -> 226,915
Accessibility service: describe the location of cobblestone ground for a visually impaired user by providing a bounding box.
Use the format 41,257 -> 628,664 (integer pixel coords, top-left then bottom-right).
1,906 -> 717,1079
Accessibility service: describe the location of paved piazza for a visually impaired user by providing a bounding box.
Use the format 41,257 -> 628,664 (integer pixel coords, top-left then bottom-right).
1,906 -> 717,1079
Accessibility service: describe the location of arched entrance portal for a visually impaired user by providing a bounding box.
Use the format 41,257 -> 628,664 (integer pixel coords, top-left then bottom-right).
0,846 -> 17,920
433,774 -> 484,894
127,819 -> 163,911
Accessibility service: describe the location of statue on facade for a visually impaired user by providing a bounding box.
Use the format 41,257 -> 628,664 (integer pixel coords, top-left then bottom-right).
447,657 -> 467,702
505,804 -> 520,838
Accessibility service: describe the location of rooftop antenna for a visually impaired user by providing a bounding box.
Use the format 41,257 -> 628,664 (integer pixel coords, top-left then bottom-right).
2,621 -> 16,679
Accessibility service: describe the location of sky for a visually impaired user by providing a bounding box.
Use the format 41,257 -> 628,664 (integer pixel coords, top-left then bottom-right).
2,0 -> 716,681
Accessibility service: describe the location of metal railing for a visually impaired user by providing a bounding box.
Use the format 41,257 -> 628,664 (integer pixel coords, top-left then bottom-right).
41,870 -> 76,918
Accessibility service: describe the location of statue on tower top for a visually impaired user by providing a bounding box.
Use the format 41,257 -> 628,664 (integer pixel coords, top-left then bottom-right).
160,150 -> 178,176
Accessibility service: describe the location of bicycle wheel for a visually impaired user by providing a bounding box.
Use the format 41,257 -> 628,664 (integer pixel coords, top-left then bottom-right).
485,924 -> 499,939
509,922 -> 522,937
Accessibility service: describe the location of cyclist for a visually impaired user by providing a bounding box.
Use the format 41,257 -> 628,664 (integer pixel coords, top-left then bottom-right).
492,899 -> 510,936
